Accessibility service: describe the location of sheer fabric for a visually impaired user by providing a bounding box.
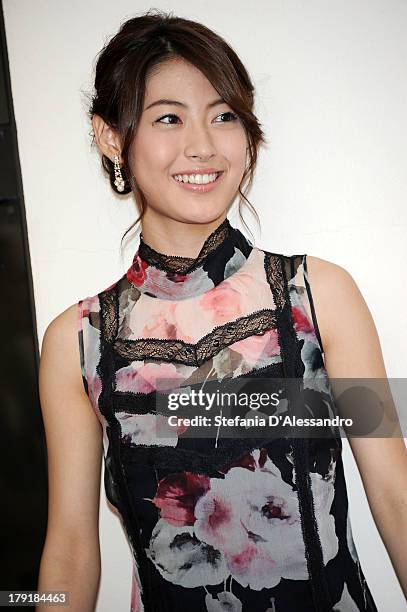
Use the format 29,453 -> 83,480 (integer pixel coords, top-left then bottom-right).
78,218 -> 377,611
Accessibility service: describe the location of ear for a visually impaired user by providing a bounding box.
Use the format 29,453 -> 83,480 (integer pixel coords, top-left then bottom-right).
92,114 -> 123,164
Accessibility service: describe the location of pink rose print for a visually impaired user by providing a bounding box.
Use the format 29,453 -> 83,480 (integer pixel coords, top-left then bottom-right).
151,472 -> 210,526
116,361 -> 183,395
218,447 -> 268,473
142,265 -> 214,300
86,373 -> 102,412
230,328 -> 280,369
211,328 -> 281,382
200,284 -> 242,321
194,450 -> 338,590
140,304 -> 179,339
194,457 -> 301,590
146,448 -> 339,593
127,253 -> 149,286
167,271 -> 189,283
292,305 -> 314,335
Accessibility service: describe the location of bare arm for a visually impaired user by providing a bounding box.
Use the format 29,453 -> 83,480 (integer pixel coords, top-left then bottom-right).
306,255 -> 407,601
37,303 -> 103,611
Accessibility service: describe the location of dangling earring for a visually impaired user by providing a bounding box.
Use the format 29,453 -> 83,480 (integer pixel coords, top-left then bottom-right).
113,155 -> 125,192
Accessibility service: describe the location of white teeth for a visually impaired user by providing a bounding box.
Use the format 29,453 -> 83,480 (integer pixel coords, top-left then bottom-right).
173,172 -> 220,185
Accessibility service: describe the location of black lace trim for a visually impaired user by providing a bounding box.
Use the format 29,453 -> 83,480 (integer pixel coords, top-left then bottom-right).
302,254 -> 325,355
113,308 -> 278,366
264,252 -> 286,310
98,286 -> 119,343
138,217 -> 231,274
97,288 -> 157,609
120,437 -> 287,477
112,360 -> 284,416
264,252 -> 334,611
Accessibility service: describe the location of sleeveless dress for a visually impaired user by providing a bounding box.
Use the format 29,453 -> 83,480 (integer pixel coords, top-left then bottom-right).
77,217 -> 378,612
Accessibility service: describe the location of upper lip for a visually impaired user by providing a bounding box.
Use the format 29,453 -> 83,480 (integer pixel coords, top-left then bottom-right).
172,168 -> 224,176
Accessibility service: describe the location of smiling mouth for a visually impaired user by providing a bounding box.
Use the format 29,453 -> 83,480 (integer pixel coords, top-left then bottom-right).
172,171 -> 224,185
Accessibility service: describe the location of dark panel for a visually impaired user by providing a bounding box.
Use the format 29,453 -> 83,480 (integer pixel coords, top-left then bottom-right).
0,2 -> 47,607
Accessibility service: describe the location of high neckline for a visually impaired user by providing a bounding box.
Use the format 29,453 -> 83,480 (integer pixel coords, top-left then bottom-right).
126,217 -> 254,300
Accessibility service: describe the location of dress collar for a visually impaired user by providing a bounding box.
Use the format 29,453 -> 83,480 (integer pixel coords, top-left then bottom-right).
126,217 -> 253,300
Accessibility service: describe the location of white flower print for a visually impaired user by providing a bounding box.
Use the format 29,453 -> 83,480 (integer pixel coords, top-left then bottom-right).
117,412 -> 179,446
145,447 -> 339,595
195,449 -> 338,590
146,519 -> 228,588
306,455 -> 339,566
205,590 -> 243,612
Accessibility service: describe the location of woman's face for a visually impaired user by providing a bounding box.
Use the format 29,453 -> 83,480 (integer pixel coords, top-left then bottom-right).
128,58 -> 248,225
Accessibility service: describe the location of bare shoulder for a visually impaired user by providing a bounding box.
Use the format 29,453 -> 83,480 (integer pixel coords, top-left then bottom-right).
304,254 -> 354,290
39,301 -> 100,425
40,303 -> 83,388
43,302 -> 79,339
305,254 -> 387,377
304,256 -> 358,351
304,254 -> 369,311
42,302 -> 79,341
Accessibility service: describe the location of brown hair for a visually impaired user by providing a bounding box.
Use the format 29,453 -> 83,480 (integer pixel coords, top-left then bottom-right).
87,9 -> 267,246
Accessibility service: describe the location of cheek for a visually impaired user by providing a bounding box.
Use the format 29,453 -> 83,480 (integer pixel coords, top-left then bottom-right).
220,132 -> 247,170
129,131 -> 176,177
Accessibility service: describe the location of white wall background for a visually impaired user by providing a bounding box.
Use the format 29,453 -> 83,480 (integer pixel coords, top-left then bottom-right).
3,0 -> 406,610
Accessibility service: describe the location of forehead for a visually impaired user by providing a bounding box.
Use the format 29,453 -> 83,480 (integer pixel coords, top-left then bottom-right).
145,58 -> 218,102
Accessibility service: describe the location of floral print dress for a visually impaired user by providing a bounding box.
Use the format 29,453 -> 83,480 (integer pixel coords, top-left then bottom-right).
77,217 -> 378,612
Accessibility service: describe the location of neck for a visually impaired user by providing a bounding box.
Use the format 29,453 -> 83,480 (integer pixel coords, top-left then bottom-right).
126,215 -> 254,300
139,211 -> 228,259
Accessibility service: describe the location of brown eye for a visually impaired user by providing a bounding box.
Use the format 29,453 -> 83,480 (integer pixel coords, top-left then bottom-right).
155,114 -> 180,124
215,112 -> 239,122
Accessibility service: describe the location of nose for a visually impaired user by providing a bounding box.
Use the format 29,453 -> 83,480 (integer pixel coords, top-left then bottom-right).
184,121 -> 217,161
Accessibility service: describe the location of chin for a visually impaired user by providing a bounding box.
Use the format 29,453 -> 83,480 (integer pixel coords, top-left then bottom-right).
175,208 -> 229,225
145,200 -> 231,226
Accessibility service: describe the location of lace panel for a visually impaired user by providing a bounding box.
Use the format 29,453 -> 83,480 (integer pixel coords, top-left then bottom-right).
264,252 -> 286,309
111,359 -> 285,416
113,309 -> 278,366
137,217 -> 231,274
120,435 -> 291,476
98,286 -> 119,343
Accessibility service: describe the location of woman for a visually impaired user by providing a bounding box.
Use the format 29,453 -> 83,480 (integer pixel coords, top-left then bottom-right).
37,10 -> 407,612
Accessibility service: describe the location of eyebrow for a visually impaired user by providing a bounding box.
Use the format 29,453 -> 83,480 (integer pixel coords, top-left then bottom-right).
144,97 -> 226,111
